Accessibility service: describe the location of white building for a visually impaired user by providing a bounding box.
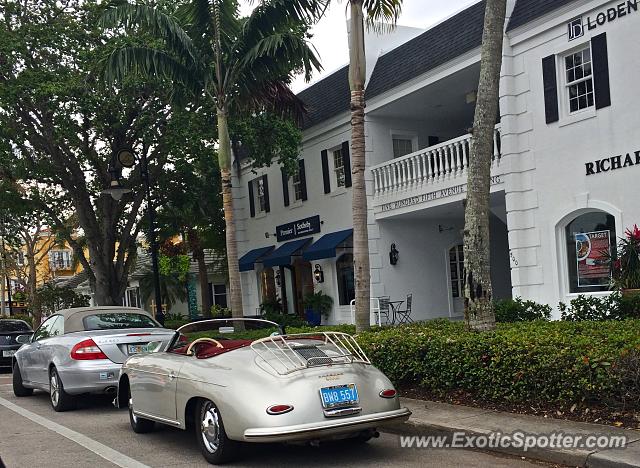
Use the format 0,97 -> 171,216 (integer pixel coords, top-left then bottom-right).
234,0 -> 640,322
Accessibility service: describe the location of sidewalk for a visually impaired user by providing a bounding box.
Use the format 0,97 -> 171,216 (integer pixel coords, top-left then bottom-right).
386,398 -> 640,468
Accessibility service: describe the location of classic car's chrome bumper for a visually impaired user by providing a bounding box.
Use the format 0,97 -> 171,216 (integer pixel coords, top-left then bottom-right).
243,407 -> 411,442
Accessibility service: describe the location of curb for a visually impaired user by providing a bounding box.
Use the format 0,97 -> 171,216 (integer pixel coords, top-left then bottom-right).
379,399 -> 640,468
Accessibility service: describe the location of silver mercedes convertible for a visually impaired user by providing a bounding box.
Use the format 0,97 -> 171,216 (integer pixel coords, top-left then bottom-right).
115,318 -> 411,464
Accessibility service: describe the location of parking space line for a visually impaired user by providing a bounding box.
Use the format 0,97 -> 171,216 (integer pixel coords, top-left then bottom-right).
0,396 -> 150,468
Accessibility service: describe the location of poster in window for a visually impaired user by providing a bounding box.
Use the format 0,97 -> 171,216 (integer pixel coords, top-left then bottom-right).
575,230 -> 611,287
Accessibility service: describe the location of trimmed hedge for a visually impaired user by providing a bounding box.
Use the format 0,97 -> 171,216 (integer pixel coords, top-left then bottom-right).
356,319 -> 640,408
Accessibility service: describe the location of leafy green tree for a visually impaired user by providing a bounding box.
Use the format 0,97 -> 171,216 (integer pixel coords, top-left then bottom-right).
0,0 -> 211,306
100,0 -> 323,319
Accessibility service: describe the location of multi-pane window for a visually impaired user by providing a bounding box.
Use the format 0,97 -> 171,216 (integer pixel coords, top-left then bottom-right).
333,149 -> 345,188
565,47 -> 594,113
393,137 -> 414,158
256,178 -> 267,212
212,284 -> 227,308
449,245 -> 464,298
336,254 -> 355,306
291,169 -> 303,202
49,250 -> 72,270
122,287 -> 140,308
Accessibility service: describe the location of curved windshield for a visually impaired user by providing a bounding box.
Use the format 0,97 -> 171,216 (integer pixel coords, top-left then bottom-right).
176,318 -> 283,344
0,320 -> 32,332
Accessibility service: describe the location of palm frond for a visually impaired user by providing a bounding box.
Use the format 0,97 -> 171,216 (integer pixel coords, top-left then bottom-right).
362,0 -> 402,32
100,2 -> 200,65
234,80 -> 306,124
102,46 -> 202,94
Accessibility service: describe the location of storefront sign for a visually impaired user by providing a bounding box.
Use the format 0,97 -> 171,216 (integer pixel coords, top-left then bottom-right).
575,231 -> 611,287
585,150 -> 640,175
568,1 -> 638,41
380,176 -> 502,213
276,215 -> 321,242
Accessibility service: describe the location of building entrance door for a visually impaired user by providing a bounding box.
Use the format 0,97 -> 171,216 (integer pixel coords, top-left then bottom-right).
293,259 -> 314,316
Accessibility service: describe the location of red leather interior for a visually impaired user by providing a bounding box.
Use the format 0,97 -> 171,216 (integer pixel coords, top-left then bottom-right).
171,339 -> 252,359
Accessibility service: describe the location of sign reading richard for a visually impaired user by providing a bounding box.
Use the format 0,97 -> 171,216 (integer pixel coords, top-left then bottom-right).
276,215 -> 321,242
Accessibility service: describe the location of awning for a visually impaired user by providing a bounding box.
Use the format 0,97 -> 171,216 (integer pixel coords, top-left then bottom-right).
239,246 -> 274,272
303,229 -> 353,261
262,238 -> 312,268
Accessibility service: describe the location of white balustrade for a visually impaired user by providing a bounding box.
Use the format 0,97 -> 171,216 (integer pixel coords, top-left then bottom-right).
371,126 -> 501,196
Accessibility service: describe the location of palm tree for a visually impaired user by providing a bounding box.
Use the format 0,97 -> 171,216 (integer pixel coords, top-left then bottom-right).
342,0 -> 402,332
463,0 -> 507,331
100,0 -> 324,319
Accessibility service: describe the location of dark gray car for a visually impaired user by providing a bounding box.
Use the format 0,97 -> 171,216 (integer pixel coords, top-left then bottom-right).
0,319 -> 33,368
12,306 -> 176,412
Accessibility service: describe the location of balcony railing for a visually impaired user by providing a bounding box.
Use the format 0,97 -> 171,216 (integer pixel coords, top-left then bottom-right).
371,126 -> 501,196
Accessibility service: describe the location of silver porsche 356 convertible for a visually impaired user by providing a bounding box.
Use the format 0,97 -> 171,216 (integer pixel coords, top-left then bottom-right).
115,318 -> 411,464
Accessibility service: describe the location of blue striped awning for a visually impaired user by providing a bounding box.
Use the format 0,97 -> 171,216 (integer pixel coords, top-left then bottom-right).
303,229 -> 353,261
262,238 -> 312,268
239,246 -> 274,272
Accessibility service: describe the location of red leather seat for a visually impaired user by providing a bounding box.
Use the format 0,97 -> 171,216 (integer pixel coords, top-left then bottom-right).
171,340 -> 252,358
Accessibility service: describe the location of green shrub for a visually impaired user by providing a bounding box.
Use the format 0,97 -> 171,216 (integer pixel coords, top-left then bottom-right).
262,312 -> 307,328
494,297 -> 551,322
164,319 -> 190,330
356,319 -> 640,408
559,292 -> 640,321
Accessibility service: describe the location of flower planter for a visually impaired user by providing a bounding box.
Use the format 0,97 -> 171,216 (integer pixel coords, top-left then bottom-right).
304,308 -> 322,326
621,288 -> 640,298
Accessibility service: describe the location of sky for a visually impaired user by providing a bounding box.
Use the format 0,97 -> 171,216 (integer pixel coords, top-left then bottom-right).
239,0 -> 479,92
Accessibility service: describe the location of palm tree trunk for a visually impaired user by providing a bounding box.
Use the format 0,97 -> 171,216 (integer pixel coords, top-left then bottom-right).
217,107 -> 244,319
463,0 -> 507,332
188,229 -> 212,318
349,1 -> 370,333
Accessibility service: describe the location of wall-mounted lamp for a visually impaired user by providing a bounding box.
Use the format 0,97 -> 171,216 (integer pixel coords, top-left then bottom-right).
313,264 -> 324,283
389,243 -> 399,266
275,270 -> 281,287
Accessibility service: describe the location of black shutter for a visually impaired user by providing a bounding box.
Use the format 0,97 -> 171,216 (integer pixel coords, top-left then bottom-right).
591,33 -> 611,110
281,168 -> 290,207
299,159 -> 308,201
321,150 -> 330,194
262,174 -> 270,213
248,180 -> 255,218
542,55 -> 559,124
342,141 -> 352,188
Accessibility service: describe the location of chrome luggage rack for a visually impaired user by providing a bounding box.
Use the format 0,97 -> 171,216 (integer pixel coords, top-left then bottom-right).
250,332 -> 371,375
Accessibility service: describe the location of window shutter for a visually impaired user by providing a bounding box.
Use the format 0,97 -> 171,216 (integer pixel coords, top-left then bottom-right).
248,180 -> 255,217
542,55 -> 559,124
262,175 -> 270,213
591,33 -> 611,110
321,150 -> 330,194
281,168 -> 290,207
299,159 -> 308,201
342,141 -> 352,188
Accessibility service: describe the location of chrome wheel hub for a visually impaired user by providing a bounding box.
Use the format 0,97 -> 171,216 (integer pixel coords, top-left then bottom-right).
129,398 -> 138,423
50,373 -> 59,406
201,402 -> 220,453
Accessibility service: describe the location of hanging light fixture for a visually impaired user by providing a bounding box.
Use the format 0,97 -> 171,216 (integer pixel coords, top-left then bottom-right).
313,264 -> 324,283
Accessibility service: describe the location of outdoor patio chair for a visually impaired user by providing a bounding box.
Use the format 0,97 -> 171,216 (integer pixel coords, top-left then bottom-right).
350,297 -> 382,326
395,294 -> 413,324
377,296 -> 392,325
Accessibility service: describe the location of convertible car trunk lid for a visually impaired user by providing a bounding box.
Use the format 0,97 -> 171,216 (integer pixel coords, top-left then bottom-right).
81,328 -> 175,364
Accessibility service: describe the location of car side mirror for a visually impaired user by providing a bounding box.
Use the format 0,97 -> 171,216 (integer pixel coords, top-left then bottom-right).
16,334 -> 32,345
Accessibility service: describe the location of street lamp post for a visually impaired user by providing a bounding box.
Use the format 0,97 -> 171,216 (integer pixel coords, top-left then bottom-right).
101,149 -> 165,325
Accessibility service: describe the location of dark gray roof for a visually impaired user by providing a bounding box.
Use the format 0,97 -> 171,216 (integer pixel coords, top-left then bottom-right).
367,1 -> 486,99
508,0 -> 577,31
299,65 -> 350,130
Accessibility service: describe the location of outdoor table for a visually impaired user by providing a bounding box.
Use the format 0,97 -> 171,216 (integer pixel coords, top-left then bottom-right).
389,300 -> 404,325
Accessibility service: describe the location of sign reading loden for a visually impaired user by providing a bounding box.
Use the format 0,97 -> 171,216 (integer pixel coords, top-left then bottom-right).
568,0 -> 638,41
276,215 -> 321,242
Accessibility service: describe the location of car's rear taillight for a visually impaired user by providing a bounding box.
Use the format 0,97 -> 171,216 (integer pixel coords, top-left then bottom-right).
70,338 -> 108,360
266,404 -> 294,415
379,389 -> 397,399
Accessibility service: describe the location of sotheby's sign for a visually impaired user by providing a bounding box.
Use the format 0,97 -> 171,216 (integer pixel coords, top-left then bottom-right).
380,176 -> 503,213
276,215 -> 321,242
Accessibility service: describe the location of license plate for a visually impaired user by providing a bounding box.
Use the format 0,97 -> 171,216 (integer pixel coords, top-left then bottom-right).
319,384 -> 359,408
2,350 -> 15,357
128,344 -> 150,354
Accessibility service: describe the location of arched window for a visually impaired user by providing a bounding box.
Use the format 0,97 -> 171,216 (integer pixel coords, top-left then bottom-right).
565,211 -> 616,293
336,254 -> 355,306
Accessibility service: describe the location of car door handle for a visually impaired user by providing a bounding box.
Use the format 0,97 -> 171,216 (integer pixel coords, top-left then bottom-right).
35,343 -> 42,350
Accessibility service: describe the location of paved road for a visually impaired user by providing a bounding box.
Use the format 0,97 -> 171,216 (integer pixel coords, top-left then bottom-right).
0,371 -> 551,468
